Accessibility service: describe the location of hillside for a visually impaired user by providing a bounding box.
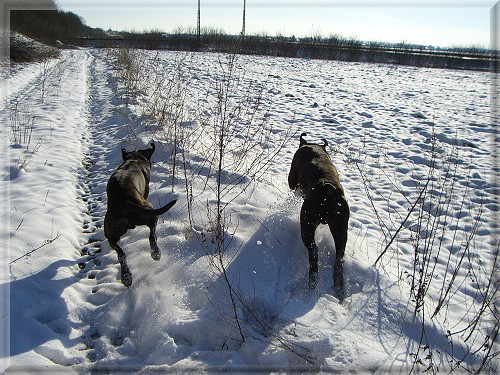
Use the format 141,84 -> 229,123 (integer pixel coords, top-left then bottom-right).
10,9 -> 106,46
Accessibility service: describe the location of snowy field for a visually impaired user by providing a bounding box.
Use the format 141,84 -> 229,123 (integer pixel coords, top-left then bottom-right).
1,48 -> 498,373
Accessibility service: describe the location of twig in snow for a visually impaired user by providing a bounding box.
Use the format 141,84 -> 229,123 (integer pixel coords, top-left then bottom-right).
43,189 -> 50,205
9,232 -> 62,264
256,218 -> 283,246
14,220 -> 23,234
373,178 -> 430,267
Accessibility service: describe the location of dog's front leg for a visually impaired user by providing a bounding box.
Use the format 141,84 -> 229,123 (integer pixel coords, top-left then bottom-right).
288,159 -> 299,190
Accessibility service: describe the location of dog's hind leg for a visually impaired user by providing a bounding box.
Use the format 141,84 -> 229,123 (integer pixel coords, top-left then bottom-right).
329,197 -> 349,299
300,204 -> 320,289
109,240 -> 133,287
147,216 -> 161,261
329,223 -> 346,297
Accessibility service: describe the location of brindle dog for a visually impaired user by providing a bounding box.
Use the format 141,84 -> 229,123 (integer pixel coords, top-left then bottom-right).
288,133 -> 349,296
104,142 -> 177,287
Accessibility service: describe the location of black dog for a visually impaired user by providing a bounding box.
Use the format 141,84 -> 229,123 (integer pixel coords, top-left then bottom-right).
104,142 -> 177,287
288,133 -> 349,295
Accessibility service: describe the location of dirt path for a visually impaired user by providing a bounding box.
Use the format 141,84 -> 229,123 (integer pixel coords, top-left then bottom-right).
3,49 -> 141,368
74,50 -> 139,363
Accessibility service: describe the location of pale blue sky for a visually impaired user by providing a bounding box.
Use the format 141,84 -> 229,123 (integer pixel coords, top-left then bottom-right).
56,0 -> 498,48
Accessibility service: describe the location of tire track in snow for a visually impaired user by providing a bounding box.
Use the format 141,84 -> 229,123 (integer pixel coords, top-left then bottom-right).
74,50 -> 164,364
5,50 -> 115,368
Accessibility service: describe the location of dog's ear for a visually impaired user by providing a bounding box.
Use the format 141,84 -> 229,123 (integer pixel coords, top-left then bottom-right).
300,133 -> 308,147
121,148 -> 128,160
140,142 -> 155,160
321,139 -> 328,150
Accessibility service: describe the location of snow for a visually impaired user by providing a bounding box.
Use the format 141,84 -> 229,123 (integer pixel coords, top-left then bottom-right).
0,48 -> 498,373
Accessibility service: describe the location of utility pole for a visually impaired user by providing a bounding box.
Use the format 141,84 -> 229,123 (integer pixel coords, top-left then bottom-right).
241,0 -> 246,42
197,0 -> 201,43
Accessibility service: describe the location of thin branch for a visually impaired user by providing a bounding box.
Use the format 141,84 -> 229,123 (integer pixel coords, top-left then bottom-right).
374,178 -> 430,266
9,232 -> 62,264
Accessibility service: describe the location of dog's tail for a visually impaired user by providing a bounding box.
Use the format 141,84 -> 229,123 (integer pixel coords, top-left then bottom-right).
126,199 -> 177,216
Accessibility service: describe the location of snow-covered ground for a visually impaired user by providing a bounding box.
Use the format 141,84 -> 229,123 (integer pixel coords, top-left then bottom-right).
1,48 -> 498,373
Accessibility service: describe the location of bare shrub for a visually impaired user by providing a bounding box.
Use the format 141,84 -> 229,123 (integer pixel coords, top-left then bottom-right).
9,101 -> 37,146
333,131 -> 498,373
182,53 -> 293,345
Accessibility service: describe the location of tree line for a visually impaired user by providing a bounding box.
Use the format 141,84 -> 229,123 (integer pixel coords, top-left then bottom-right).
10,9 -> 107,45
8,8 -> 498,72
62,28 -> 496,72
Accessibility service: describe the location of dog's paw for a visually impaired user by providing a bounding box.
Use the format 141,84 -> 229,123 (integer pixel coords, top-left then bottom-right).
333,286 -> 345,303
151,248 -> 161,261
121,270 -> 133,287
